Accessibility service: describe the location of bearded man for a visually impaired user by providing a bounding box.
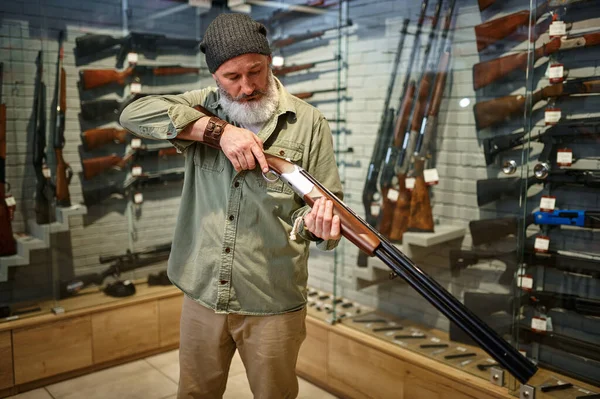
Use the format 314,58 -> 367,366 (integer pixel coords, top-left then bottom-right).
119,12 -> 343,399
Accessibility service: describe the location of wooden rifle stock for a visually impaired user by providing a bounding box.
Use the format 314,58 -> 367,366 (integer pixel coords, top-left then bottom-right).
81,67 -> 133,90
273,62 -> 316,76
53,32 -> 71,207
82,154 -> 128,180
81,127 -> 129,151
478,0 -> 496,11
152,66 -> 200,76
405,158 -> 434,232
474,10 -> 532,52
271,31 -> 324,48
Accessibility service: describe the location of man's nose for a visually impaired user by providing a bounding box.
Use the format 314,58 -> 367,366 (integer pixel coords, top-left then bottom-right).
240,76 -> 255,96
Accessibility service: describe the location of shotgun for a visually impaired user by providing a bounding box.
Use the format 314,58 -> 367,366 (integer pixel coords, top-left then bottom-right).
52,31 -> 73,208
273,55 -> 340,77
473,30 -> 600,90
0,62 -> 16,256
483,117 -> 600,166
377,0 -> 434,239
474,77 -> 600,129
80,91 -> 180,121
81,145 -> 178,180
404,0 -> 456,234
292,87 -> 345,100
474,0 -> 592,52
271,21 -> 352,48
80,65 -> 200,90
194,104 -> 537,383
477,169 -> 600,206
81,127 -> 130,151
450,249 -> 519,286
358,18 -> 410,267
32,51 -> 55,224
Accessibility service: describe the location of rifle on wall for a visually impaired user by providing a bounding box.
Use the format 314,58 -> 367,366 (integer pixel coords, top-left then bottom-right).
81,127 -> 130,151
80,91 -> 180,121
75,32 -> 200,68
32,51 -> 54,224
474,77 -> 600,129
194,103 -> 538,383
377,0 -> 432,239
52,31 -> 72,208
271,22 -> 352,48
80,64 -> 201,90
473,30 -> 600,90
273,55 -> 340,77
0,62 -> 17,256
358,18 -> 410,267
60,242 -> 171,298
473,0 -> 592,52
82,145 -> 179,180
292,87 -> 344,100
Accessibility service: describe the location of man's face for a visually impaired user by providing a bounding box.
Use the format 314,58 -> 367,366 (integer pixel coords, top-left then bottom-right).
213,53 -> 271,102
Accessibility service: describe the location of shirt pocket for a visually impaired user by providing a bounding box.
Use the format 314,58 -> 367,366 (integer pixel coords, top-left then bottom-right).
262,140 -> 304,195
193,143 -> 224,172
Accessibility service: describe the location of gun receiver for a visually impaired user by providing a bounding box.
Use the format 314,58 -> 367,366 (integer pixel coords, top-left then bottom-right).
0,62 -> 17,256
82,145 -> 178,180
81,127 -> 130,151
475,77 -> 600,129
80,65 -> 200,90
271,22 -> 352,48
473,30 -> 600,90
195,103 -> 537,383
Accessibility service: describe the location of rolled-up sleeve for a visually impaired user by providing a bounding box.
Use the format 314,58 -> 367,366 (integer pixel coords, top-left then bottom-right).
119,88 -> 214,153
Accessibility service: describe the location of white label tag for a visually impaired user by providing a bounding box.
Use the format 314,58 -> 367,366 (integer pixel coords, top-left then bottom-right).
127,52 -> 138,64
548,64 -> 564,81
424,168 -> 439,185
130,138 -> 142,149
531,317 -> 547,332
534,236 -> 550,253
545,109 -> 561,125
5,196 -> 16,207
549,20 -> 567,37
556,149 -> 573,166
370,204 -> 380,216
411,331 -> 423,337
519,350 -> 527,357
130,82 -> 142,93
393,340 -> 408,347
430,337 -> 441,343
405,177 -> 415,190
131,165 -> 143,176
387,188 -> 399,201
517,275 -> 533,290
539,196 -> 556,212
456,346 -> 467,352
43,166 -> 51,178
189,0 -> 211,8
133,192 -> 143,204
386,331 -> 395,337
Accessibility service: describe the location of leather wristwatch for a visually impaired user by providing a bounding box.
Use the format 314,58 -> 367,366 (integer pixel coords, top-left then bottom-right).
203,116 -> 228,148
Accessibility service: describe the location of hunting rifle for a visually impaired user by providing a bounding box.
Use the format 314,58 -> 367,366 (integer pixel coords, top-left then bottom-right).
474,77 -> 600,129
474,0 -> 592,52
358,18 -> 410,267
80,91 -> 180,121
273,55 -> 340,77
271,21 -> 352,48
0,62 -> 16,256
292,87 -> 345,100
52,31 -> 73,207
80,65 -> 200,90
81,127 -> 130,151
193,103 -> 537,383
473,30 -> 600,90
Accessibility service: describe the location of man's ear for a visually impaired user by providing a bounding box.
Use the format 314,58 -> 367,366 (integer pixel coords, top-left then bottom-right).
267,55 -> 272,66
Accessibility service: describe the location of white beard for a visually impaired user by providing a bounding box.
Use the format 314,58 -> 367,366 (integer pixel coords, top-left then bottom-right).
217,71 -> 279,126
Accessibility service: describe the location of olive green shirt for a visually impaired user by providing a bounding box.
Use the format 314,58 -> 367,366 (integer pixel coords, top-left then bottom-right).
119,78 -> 343,315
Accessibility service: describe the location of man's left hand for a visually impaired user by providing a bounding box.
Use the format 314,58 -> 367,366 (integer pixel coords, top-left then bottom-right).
303,197 -> 342,241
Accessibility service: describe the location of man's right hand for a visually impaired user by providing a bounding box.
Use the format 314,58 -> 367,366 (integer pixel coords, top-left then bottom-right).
220,125 -> 269,173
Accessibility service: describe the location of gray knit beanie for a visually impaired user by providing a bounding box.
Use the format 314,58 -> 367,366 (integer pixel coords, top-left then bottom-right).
200,13 -> 271,73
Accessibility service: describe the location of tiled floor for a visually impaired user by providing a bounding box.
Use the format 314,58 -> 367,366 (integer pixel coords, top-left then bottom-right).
7,349 -> 337,399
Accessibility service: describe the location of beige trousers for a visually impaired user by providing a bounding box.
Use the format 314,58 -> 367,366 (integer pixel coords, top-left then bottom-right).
177,295 -> 307,399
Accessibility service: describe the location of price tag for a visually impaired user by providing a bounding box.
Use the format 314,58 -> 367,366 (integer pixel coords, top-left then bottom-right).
517,274 -> 534,291
456,347 -> 467,352
411,331 -> 423,337
556,148 -> 573,167
549,20 -> 567,37
127,52 -> 138,64
131,165 -> 143,176
424,168 -> 439,185
386,331 -> 395,337
130,138 -> 142,149
393,340 -> 408,347
548,63 -> 565,84
519,350 -> 527,357
405,177 -> 415,190
539,196 -> 556,212
5,195 -> 16,207
130,82 -> 142,93
430,337 -> 441,343
5,195 -> 16,221
387,188 -> 399,201
370,204 -> 380,216
531,317 -> 547,332
133,192 -> 144,204
545,108 -> 561,125
534,236 -> 550,253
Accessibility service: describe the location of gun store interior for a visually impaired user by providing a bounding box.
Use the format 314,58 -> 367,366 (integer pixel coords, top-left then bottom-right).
1,0 -> 600,398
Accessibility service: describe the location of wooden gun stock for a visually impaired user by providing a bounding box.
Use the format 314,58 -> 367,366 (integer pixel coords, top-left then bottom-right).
406,157 -> 434,232
152,66 -> 200,76
478,0 -> 496,11
273,63 -> 315,76
387,176 -> 411,241
82,154 -> 126,180
474,10 -> 531,52
82,127 -> 129,151
81,67 -> 133,90
54,149 -> 71,206
158,147 -> 178,157
293,91 -> 315,100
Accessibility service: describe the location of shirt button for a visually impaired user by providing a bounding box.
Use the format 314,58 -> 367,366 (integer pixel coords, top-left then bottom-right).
279,150 -> 285,156
225,247 -> 231,253
229,215 -> 235,221
234,182 -> 240,188
220,280 -> 228,285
